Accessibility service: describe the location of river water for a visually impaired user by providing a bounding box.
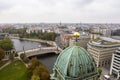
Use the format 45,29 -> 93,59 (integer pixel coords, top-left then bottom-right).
11,39 -> 58,73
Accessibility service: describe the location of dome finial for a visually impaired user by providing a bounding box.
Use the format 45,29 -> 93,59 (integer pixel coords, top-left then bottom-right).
74,32 -> 80,45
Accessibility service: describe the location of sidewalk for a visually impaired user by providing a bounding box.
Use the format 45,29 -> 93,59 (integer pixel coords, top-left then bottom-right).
0,61 -> 11,70
100,66 -> 117,80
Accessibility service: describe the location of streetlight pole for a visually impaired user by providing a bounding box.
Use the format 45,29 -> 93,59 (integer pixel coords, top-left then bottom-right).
23,46 -> 25,54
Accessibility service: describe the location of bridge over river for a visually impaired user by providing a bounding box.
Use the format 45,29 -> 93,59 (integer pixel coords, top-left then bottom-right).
10,36 -> 62,57
18,47 -> 62,57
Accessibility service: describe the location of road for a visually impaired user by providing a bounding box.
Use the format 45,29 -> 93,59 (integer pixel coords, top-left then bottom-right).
55,36 -> 64,49
100,66 -> 117,80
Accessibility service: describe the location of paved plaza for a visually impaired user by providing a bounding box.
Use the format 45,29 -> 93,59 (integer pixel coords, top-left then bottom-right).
100,66 -> 118,80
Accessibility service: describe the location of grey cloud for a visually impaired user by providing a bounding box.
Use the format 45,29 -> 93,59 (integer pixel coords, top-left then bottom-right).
0,1 -> 13,12
73,0 -> 94,6
0,0 -> 120,23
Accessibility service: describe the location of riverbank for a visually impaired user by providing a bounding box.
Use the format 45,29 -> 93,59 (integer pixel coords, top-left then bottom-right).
11,37 -> 62,51
11,38 -> 59,73
10,37 -> 56,47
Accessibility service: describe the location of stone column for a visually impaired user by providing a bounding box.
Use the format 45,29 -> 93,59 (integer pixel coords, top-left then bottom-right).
110,53 -> 114,75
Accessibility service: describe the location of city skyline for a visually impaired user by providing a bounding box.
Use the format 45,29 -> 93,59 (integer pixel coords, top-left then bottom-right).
0,0 -> 120,23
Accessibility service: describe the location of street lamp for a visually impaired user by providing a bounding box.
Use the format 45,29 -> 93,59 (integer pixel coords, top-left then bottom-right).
23,46 -> 25,54
73,32 -> 80,44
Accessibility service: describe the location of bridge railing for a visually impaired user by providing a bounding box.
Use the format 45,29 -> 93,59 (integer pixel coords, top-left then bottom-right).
25,48 -> 59,57
18,47 -> 59,54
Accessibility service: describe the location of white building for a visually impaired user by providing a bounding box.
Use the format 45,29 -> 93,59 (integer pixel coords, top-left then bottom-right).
87,37 -> 120,67
110,48 -> 120,79
92,26 -> 112,37
26,27 -> 42,33
69,32 -> 90,48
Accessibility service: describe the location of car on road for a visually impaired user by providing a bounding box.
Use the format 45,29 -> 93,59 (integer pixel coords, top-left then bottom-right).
104,75 -> 110,80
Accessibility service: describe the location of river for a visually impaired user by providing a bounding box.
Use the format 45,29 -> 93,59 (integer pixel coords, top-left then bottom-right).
11,39 -> 58,73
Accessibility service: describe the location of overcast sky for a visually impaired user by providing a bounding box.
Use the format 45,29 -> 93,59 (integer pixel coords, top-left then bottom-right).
0,0 -> 120,23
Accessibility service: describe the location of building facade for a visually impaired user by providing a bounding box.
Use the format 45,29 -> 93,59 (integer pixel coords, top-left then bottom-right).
92,26 -> 112,37
110,48 -> 120,79
4,49 -> 16,59
69,35 -> 90,48
60,33 -> 73,48
87,37 -> 120,67
0,33 -> 9,40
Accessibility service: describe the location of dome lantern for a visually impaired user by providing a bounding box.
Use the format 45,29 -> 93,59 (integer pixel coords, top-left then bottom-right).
73,32 -> 80,44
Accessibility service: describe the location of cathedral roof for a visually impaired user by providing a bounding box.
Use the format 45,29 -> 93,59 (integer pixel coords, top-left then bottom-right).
54,46 -> 98,79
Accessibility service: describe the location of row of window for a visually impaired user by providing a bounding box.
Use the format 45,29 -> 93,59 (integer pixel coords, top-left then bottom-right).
114,58 -> 120,62
113,63 -> 119,68
115,55 -> 120,59
113,61 -> 120,66
113,66 -> 119,70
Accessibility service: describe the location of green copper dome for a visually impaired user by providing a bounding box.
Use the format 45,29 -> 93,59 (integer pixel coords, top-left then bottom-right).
52,46 -> 98,80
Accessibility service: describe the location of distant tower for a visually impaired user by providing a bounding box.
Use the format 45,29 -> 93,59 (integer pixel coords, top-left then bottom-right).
60,21 -> 61,26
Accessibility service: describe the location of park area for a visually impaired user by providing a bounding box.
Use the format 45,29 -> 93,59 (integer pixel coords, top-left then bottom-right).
0,60 -> 29,80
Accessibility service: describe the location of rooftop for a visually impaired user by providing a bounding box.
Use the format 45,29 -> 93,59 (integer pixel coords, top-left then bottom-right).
92,37 -> 120,45
88,37 -> 120,49
53,46 -> 98,79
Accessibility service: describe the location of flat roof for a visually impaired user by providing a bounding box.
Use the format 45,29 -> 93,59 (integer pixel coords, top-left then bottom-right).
101,37 -> 120,43
91,37 -> 120,45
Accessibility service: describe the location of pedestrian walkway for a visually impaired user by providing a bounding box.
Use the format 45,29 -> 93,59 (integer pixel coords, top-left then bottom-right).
100,66 -> 117,80
0,61 -> 11,70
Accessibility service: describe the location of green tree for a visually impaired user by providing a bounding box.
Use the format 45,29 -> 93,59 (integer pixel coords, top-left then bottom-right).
9,53 -> 14,62
0,39 -> 13,51
98,68 -> 102,77
0,49 -> 5,60
30,57 -> 42,67
20,54 -> 25,60
32,65 -> 50,80
19,34 -> 23,38
28,58 -> 50,80
23,57 -> 29,63
28,58 -> 42,77
15,53 -> 18,57
33,65 -> 50,80
20,54 -> 29,63
3,28 -> 26,34
31,75 -> 40,80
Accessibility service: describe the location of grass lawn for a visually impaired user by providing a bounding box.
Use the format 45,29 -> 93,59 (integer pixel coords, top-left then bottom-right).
0,60 -> 29,80
0,60 -> 8,67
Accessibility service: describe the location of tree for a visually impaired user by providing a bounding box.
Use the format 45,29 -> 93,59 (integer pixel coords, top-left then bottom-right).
0,49 -> 5,60
20,54 -> 25,60
31,75 -> 40,80
9,53 -> 14,62
19,34 -> 23,38
33,65 -> 49,75
30,57 -> 42,67
20,54 -> 29,63
98,68 -> 102,77
40,71 -> 50,80
15,53 -> 18,57
0,39 -> 13,51
28,58 -> 50,80
28,57 -> 42,77
23,57 -> 29,63
32,65 -> 50,80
